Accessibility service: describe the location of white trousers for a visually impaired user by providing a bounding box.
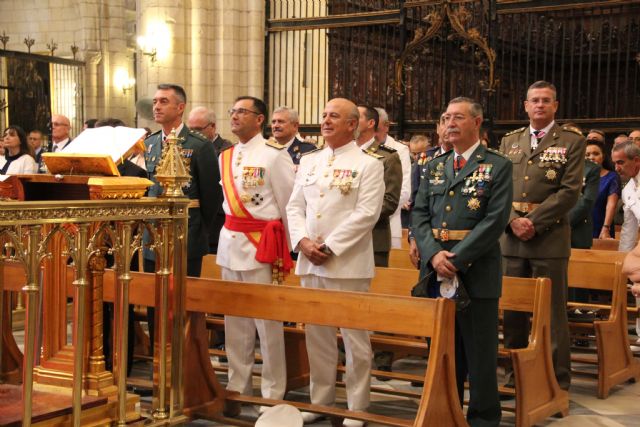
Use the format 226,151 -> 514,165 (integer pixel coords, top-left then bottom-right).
301,275 -> 372,411
222,267 -> 287,400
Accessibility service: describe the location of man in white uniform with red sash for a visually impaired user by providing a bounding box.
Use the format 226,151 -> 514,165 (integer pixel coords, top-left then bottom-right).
287,98 -> 385,427
217,96 -> 295,406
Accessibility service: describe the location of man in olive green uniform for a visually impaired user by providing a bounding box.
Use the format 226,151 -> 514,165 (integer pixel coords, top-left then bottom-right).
500,81 -> 585,390
570,159 -> 600,249
356,104 -> 401,268
413,97 -> 512,426
356,104 -> 402,375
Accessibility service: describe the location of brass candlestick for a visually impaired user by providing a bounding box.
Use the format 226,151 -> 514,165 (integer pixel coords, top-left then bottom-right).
154,128 -> 191,197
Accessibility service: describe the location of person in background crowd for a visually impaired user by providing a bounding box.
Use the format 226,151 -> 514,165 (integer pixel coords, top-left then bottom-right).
28,129 -> 45,166
630,130 -> 640,147
1,125 -> 38,174
187,106 -> 232,154
585,139 -> 620,239
271,106 -> 316,167
50,114 -> 72,152
83,118 -> 98,130
614,134 -> 629,146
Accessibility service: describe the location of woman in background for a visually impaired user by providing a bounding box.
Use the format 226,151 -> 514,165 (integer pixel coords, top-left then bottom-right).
1,125 -> 38,174
586,139 -> 620,238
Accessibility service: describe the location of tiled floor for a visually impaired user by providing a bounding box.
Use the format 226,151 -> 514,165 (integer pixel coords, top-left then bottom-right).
12,329 -> 640,426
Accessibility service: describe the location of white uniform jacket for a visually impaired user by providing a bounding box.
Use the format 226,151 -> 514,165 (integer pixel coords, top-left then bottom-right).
216,133 -> 295,271
287,141 -> 385,279
384,135 -> 411,247
620,171 -> 640,251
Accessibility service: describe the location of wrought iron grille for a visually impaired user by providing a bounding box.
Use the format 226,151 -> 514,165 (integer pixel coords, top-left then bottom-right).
266,1 -> 640,139
0,50 -> 84,141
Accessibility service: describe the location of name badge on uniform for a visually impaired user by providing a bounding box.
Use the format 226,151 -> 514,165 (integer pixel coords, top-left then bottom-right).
242,166 -> 266,189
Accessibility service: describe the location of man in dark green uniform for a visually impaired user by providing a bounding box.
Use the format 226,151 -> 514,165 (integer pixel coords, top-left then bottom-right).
144,83 -> 222,356
499,81 -> 585,391
413,97 -> 513,426
570,159 -> 600,249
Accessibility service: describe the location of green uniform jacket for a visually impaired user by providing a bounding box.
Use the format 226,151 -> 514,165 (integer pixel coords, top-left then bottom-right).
499,123 -> 586,258
365,140 -> 402,253
144,126 -> 222,260
570,159 -> 600,249
412,145 -> 513,299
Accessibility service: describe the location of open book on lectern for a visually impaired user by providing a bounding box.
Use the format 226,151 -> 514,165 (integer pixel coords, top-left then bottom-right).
42,126 -> 147,176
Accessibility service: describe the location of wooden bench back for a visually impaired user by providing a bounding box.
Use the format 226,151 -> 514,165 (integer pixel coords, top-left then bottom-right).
591,239 -> 621,251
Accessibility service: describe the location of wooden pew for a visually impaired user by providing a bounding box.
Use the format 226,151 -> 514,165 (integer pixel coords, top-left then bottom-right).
389,248 -> 414,270
498,277 -> 569,427
567,250 -> 640,398
591,238 -> 620,251
1,266 -> 464,427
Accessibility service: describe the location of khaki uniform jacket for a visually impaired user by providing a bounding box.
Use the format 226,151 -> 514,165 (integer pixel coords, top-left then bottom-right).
499,123 -> 586,258
365,140 -> 402,253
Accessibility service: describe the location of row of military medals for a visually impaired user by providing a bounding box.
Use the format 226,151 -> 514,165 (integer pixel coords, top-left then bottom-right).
237,151 -> 265,205
327,154 -> 357,195
539,147 -> 567,181
462,164 -> 493,211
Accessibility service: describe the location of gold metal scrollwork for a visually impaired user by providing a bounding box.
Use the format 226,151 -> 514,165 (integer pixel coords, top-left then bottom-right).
395,0 -> 498,95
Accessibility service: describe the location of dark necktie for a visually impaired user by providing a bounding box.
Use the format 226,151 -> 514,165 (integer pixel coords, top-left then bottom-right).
454,155 -> 466,176
532,130 -> 545,150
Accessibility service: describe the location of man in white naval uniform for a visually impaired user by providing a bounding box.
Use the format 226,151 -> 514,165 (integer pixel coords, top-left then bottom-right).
612,141 -> 640,349
217,96 -> 295,406
287,98 -> 385,427
375,107 -> 411,249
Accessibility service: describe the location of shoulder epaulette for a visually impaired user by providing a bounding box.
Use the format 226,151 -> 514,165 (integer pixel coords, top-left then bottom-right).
434,149 -> 452,159
146,129 -> 161,140
379,144 -> 397,153
188,130 -> 209,143
265,137 -> 286,149
487,148 -> 507,158
562,126 -> 583,136
504,127 -> 526,137
364,149 -> 383,159
301,148 -> 320,157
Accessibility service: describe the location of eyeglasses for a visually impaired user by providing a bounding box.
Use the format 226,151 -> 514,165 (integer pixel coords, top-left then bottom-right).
190,123 -> 214,132
228,108 -> 260,117
51,122 -> 69,127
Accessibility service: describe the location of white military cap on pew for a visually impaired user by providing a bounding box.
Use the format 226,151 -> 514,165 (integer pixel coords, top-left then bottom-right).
255,404 -> 303,427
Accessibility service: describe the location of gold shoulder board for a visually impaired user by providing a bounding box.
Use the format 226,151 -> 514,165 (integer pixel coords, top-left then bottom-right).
265,137 -> 286,149
504,127 -> 526,137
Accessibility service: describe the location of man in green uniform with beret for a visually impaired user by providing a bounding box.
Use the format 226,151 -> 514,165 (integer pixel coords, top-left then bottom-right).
499,81 -> 585,391
413,97 -> 513,426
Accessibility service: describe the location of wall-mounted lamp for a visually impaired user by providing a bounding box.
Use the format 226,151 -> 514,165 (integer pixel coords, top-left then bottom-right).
114,68 -> 135,94
137,35 -> 157,63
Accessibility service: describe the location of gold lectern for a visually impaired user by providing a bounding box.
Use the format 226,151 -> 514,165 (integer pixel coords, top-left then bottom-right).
0,129 -> 190,427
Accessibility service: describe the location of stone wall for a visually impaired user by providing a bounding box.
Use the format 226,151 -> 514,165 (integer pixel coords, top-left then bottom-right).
0,0 -> 266,139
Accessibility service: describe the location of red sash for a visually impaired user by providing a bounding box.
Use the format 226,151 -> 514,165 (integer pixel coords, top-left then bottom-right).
220,146 -> 292,281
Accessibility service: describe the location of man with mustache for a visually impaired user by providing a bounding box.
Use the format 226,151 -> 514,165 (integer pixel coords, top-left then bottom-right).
412,97 -> 512,426
499,80 -> 585,392
271,106 -> 317,168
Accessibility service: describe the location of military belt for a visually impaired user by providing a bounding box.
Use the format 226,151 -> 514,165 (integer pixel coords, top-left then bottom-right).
431,228 -> 471,242
188,199 -> 200,209
512,201 -> 540,214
